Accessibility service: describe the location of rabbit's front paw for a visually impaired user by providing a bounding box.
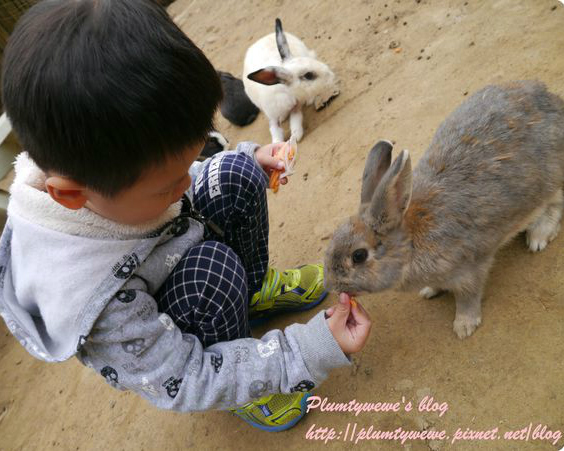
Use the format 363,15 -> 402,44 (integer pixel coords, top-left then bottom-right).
291,126 -> 304,142
526,220 -> 560,252
526,197 -> 562,252
453,314 -> 481,339
419,287 -> 443,299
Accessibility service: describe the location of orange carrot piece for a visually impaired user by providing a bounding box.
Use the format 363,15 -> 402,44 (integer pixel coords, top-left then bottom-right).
269,171 -> 281,192
269,141 -> 295,193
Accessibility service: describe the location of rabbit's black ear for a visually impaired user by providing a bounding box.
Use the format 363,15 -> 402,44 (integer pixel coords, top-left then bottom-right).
218,71 -> 234,80
365,149 -> 412,233
275,18 -> 292,60
360,140 -> 393,204
247,66 -> 293,85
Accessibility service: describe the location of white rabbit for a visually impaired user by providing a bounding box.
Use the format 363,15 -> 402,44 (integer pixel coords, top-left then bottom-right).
243,18 -> 340,143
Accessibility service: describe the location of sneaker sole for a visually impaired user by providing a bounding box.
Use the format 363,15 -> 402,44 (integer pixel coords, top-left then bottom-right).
231,392 -> 311,432
248,290 -> 329,328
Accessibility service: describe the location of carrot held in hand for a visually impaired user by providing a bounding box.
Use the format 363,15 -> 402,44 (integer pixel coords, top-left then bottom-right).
269,135 -> 297,193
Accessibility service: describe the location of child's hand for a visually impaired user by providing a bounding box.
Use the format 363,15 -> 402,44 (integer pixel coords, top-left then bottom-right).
255,143 -> 289,186
325,293 -> 372,355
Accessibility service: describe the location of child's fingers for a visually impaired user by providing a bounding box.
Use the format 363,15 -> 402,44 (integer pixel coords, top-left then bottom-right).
350,302 -> 371,325
270,142 -> 285,156
350,299 -> 370,320
352,306 -> 372,335
357,319 -> 372,341
324,306 -> 335,318
348,300 -> 372,344
326,293 -> 352,332
265,155 -> 285,171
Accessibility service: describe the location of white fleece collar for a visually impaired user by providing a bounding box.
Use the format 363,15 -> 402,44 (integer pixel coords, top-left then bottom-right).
7,152 -> 182,240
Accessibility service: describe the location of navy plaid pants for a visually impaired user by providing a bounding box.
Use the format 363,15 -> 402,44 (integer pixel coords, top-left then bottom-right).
155,152 -> 269,346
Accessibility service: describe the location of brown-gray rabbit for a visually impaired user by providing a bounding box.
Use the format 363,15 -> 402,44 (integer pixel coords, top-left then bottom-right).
324,81 -> 564,339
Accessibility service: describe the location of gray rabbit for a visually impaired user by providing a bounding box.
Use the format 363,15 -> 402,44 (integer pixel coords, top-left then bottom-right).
324,81 -> 564,339
218,71 -> 259,127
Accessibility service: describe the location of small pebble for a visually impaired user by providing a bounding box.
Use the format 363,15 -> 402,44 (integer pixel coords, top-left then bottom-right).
551,5 -> 557,11
368,81 -> 373,86
279,222 -> 284,227
426,55 -> 431,60
415,416 -> 430,430
420,48 -> 425,53
416,387 -> 432,402
403,21 -> 407,25
388,97 -> 393,102
469,41 -> 475,46
348,28 -> 352,32
395,379 -> 414,390
389,40 -> 400,49
463,91 -> 469,96
417,56 -> 422,60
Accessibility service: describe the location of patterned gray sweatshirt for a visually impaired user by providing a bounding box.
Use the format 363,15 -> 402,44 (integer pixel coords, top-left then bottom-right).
0,143 -> 351,412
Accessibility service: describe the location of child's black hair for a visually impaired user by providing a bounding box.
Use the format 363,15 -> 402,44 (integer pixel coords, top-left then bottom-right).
1,0 -> 222,197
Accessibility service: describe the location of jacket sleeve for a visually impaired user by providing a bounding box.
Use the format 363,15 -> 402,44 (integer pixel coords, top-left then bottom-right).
79,275 -> 351,412
188,141 -> 261,186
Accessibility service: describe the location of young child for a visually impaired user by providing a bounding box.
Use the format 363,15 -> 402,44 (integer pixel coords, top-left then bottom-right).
0,0 -> 372,432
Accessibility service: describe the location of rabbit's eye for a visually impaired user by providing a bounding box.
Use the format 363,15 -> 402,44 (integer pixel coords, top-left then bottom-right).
352,248 -> 368,264
301,71 -> 317,81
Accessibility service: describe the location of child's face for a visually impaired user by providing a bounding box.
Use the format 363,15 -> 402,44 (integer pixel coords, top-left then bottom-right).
46,143 -> 203,226
88,144 -> 203,225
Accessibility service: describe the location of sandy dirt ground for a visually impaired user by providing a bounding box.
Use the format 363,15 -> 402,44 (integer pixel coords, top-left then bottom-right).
1,0 -> 564,450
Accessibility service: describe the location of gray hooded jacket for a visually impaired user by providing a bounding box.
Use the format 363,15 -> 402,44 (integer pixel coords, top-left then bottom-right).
0,143 -> 351,412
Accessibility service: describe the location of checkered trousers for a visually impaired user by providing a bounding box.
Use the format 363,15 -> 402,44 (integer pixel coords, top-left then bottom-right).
155,152 -> 269,346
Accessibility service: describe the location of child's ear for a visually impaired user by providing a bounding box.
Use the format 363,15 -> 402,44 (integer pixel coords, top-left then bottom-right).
45,176 -> 88,210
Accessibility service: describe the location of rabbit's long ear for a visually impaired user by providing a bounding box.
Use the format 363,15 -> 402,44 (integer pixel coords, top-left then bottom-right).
275,18 -> 292,61
364,150 -> 412,233
360,140 -> 393,205
247,66 -> 293,85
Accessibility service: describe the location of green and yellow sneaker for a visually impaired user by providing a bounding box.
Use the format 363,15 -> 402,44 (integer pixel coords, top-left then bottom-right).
230,392 -> 311,432
249,264 -> 328,327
